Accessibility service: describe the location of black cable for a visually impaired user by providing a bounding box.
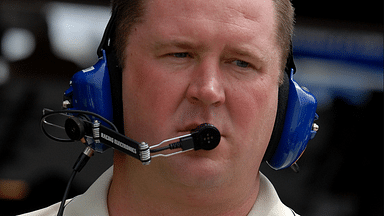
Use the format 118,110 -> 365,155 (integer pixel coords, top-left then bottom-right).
150,145 -> 170,153
41,109 -> 119,142
40,109 -> 115,215
57,169 -> 77,216
56,147 -> 94,216
43,109 -> 118,131
150,141 -> 184,153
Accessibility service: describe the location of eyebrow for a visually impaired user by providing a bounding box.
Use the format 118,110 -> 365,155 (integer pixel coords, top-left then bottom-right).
153,40 -> 201,51
224,44 -> 267,63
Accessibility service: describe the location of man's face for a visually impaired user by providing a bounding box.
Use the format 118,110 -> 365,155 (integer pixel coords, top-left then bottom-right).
121,0 -> 281,187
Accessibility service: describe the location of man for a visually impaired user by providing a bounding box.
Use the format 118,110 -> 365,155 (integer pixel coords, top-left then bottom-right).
22,0 -> 298,215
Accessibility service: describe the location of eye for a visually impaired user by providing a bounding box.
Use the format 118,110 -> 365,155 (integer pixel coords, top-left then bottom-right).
170,52 -> 190,58
232,60 -> 250,68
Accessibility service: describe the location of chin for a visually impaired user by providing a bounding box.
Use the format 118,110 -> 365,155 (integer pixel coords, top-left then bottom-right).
156,144 -> 234,188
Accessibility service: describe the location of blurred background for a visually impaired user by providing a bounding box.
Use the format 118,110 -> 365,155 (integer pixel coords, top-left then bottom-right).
0,0 -> 382,215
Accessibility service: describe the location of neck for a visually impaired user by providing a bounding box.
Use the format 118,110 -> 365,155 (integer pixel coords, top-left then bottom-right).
107,152 -> 260,216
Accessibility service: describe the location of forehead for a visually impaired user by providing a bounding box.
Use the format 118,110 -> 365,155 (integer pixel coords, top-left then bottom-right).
144,0 -> 276,31
146,0 -> 273,20
135,0 -> 278,58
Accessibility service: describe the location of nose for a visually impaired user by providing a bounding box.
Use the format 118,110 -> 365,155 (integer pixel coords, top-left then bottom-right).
186,60 -> 225,107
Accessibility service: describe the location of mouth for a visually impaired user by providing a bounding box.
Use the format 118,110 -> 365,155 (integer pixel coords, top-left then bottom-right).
178,123 -> 224,136
177,123 -> 226,137
178,123 -> 201,133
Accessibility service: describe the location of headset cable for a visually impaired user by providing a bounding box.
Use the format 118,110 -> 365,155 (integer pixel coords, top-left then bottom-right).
57,146 -> 94,216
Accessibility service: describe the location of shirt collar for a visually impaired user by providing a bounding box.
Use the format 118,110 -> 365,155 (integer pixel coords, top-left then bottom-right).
64,166 -> 295,216
64,166 -> 113,216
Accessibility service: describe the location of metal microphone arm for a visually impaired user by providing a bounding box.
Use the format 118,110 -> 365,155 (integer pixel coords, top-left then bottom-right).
65,117 -> 149,164
64,116 -> 221,165
92,120 -> 151,164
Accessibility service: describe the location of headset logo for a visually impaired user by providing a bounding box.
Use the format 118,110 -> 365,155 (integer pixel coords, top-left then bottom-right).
101,132 -> 137,154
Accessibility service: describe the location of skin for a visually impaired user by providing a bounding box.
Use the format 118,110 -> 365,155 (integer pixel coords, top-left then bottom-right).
108,0 -> 282,215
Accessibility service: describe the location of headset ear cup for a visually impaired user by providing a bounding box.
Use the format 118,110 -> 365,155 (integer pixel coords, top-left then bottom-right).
267,69 -> 318,170
263,72 -> 290,162
64,50 -> 114,152
107,49 -> 125,135
100,7 -> 125,135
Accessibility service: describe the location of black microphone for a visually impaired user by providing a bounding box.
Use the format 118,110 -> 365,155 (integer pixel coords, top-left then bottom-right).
192,123 -> 221,150
181,123 -> 221,151
149,123 -> 220,154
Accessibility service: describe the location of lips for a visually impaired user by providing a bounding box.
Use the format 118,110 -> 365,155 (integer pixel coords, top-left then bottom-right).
179,123 -> 202,133
178,123 -> 224,138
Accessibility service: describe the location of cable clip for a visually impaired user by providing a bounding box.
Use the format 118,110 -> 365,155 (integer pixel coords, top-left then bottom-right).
139,142 -> 151,165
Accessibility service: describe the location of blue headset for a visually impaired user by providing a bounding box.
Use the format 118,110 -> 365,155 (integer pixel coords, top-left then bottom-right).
63,10 -> 318,170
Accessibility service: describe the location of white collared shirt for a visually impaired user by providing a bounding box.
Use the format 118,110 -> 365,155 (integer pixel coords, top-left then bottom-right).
20,166 -> 298,216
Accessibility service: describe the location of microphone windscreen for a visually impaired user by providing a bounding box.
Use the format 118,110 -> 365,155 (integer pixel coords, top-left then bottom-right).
191,123 -> 221,151
65,117 -> 85,141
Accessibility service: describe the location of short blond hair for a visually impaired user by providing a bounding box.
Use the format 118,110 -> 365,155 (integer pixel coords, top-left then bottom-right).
272,0 -> 295,75
112,0 -> 295,75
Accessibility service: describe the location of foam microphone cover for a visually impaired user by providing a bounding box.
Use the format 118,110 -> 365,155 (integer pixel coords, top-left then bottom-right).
191,123 -> 221,150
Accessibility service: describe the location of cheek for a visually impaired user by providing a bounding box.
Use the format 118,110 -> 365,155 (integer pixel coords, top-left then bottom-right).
231,80 -> 277,126
122,58 -> 179,141
227,79 -> 278,157
123,56 -> 182,143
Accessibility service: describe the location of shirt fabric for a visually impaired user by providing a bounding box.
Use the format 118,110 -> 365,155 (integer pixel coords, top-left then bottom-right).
20,166 -> 298,216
